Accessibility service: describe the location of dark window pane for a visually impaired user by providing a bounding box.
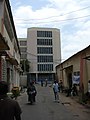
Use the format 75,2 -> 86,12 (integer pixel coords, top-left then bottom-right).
37,31 -> 52,37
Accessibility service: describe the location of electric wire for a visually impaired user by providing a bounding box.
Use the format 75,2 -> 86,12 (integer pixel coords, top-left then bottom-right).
15,14 -> 90,25
14,5 -> 90,21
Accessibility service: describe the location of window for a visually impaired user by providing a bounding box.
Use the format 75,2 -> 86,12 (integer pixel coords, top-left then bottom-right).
37,39 -> 52,45
20,47 -> 27,52
37,64 -> 53,71
37,31 -> 52,37
37,56 -> 53,62
21,54 -> 27,59
20,41 -> 27,46
73,71 -> 80,76
37,47 -> 53,54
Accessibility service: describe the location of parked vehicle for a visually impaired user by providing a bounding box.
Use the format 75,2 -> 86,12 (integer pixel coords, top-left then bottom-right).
28,91 -> 36,104
27,82 -> 37,104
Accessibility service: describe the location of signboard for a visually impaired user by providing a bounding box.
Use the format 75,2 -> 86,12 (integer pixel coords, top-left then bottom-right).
72,75 -> 80,84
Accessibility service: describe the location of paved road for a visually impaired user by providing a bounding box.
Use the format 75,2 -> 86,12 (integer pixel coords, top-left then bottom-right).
18,84 -> 90,120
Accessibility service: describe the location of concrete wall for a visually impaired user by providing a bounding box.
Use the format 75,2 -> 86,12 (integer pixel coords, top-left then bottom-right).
20,75 -> 27,87
27,28 -> 37,72
52,29 -> 61,71
0,1 -> 3,33
56,46 -> 90,94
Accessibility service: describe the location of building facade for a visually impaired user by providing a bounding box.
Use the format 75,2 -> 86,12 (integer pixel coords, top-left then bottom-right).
56,45 -> 90,101
18,38 -> 27,87
18,38 -> 27,60
27,27 -> 61,83
0,0 -> 21,91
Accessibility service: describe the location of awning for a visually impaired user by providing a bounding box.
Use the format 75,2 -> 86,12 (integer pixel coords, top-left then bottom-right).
6,52 -> 19,65
0,50 -> 8,56
62,65 -> 73,70
0,33 -> 10,50
14,65 -> 23,72
83,56 -> 90,60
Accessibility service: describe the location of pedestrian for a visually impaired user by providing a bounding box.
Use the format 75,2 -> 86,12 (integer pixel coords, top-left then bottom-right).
59,80 -> 63,93
71,84 -> 78,96
66,87 -> 72,97
88,80 -> 90,97
0,81 -> 22,120
53,80 -> 60,102
41,80 -> 43,87
86,80 -> 90,101
45,79 -> 48,87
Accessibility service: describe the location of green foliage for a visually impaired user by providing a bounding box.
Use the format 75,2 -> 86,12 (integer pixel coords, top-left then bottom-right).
25,59 -> 30,72
11,87 -> 20,99
20,59 -> 30,72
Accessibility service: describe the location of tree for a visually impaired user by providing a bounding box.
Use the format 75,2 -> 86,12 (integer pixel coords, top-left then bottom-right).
20,59 -> 30,72
25,59 -> 30,72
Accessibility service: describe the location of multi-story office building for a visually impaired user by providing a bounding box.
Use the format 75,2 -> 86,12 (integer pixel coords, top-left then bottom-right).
27,27 -> 61,83
18,38 -> 27,86
18,38 -> 27,60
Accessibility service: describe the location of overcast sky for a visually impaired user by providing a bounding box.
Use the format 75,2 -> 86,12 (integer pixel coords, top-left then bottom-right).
9,0 -> 90,62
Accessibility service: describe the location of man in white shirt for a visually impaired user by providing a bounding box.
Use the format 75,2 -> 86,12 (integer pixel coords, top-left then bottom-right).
53,80 -> 59,102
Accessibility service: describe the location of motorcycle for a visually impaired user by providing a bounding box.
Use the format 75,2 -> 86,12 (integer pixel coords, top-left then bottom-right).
28,90 -> 36,104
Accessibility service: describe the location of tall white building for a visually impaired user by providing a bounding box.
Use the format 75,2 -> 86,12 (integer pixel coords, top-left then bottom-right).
27,27 -> 61,83
18,38 -> 27,87
18,38 -> 27,60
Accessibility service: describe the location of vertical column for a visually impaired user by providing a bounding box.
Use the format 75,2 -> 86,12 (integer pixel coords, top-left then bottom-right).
36,73 -> 38,83
1,18 -> 4,35
80,54 -> 85,102
0,57 -> 2,80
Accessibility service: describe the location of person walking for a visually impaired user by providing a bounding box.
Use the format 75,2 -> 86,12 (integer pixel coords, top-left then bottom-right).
41,80 -> 43,87
45,79 -> 48,87
53,80 -> 60,103
0,81 -> 22,120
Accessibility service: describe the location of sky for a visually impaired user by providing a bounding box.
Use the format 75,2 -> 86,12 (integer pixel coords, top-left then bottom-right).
9,0 -> 90,62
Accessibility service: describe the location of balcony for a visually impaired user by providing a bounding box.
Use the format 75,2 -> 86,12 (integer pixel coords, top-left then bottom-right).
6,56 -> 19,66
0,33 -> 10,51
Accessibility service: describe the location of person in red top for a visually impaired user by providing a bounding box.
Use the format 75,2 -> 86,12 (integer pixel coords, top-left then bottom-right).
0,81 -> 22,120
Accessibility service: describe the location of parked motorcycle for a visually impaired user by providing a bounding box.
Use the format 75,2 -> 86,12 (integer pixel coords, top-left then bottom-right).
27,82 -> 37,104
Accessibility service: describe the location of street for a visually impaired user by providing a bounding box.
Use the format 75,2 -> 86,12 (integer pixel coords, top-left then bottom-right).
18,84 -> 90,120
